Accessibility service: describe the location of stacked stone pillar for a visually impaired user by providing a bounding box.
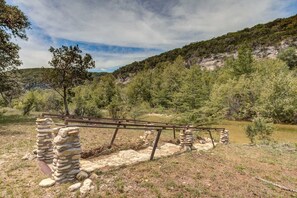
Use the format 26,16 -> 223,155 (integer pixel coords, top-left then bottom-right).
52,127 -> 81,183
141,129 -> 155,146
220,129 -> 229,144
179,129 -> 194,151
36,118 -> 54,164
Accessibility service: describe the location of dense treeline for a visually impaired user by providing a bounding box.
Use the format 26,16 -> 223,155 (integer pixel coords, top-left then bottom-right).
113,14 -> 297,78
17,68 -> 107,90
4,46 -> 297,125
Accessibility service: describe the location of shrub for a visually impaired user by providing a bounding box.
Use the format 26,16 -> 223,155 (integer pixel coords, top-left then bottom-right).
245,117 -> 274,144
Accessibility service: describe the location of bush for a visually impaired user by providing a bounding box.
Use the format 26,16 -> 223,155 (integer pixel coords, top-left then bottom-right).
245,117 -> 274,144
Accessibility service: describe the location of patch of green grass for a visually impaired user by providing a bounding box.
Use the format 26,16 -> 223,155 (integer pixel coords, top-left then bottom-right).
141,181 -> 162,197
165,180 -> 178,190
184,186 -> 201,197
0,115 -> 35,125
234,164 -> 246,174
115,177 -> 125,193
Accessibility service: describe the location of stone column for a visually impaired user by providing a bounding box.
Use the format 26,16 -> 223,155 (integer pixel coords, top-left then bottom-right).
52,127 -> 81,183
141,129 -> 155,146
179,129 -> 194,151
220,129 -> 229,144
36,118 -> 54,164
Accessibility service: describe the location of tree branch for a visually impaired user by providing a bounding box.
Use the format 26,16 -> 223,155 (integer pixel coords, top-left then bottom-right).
255,177 -> 297,193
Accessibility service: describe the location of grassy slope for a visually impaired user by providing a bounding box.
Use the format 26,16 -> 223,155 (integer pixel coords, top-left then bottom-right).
0,115 -> 296,197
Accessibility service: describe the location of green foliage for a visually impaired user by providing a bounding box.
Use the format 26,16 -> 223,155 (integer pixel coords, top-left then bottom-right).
107,93 -> 127,119
277,47 -> 297,69
44,45 -> 95,115
128,102 -> 150,120
126,70 -> 152,105
226,45 -> 254,77
245,117 -> 274,144
0,0 -> 30,105
17,91 -> 41,115
72,85 -> 102,117
173,66 -> 213,112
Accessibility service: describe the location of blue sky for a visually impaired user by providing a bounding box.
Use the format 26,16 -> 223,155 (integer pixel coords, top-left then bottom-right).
7,0 -> 297,72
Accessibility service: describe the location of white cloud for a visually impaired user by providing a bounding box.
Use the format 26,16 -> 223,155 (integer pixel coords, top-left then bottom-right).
9,0 -> 295,70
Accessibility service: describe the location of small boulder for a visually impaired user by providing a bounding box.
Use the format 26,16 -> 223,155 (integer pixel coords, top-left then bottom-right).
39,178 -> 55,187
80,179 -> 94,195
68,182 -> 81,192
32,149 -> 37,155
22,153 -> 36,160
76,171 -> 89,181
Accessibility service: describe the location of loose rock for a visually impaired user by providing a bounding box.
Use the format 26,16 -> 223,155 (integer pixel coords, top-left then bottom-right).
80,179 -> 95,195
68,182 -> 81,192
76,171 -> 89,181
22,153 -> 36,160
39,178 -> 55,187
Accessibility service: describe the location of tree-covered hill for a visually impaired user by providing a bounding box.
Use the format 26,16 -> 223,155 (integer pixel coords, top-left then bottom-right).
113,14 -> 297,78
18,68 -> 107,90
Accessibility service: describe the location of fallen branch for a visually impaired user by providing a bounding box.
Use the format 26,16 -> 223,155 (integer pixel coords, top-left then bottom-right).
255,177 -> 297,193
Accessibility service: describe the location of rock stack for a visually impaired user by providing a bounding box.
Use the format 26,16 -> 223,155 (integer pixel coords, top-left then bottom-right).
140,130 -> 155,146
179,129 -> 194,150
52,127 -> 81,183
36,118 -> 54,164
220,129 -> 229,144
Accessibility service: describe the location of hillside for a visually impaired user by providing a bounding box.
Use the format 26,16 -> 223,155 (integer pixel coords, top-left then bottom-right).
18,68 -> 107,90
113,14 -> 297,79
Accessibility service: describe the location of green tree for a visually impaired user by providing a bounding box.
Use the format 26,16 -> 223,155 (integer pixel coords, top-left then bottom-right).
151,56 -> 186,108
226,45 -> 254,77
44,45 -> 95,115
173,66 -> 213,112
94,74 -> 118,108
0,0 -> 30,105
277,47 -> 297,69
126,70 -> 152,105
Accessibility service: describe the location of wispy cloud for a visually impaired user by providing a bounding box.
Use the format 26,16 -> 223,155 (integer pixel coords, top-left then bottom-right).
8,0 -> 297,71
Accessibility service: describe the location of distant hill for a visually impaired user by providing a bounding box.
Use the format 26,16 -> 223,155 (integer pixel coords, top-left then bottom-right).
113,14 -> 297,79
18,68 -> 107,90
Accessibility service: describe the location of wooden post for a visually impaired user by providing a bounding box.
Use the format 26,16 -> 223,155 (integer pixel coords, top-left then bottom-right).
208,130 -> 215,148
150,129 -> 162,160
173,127 -> 176,139
109,122 -> 120,148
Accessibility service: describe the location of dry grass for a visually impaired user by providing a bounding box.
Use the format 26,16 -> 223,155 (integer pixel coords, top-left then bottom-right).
0,114 -> 296,197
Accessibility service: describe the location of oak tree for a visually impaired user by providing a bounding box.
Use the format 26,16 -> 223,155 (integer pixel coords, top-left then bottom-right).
44,45 -> 95,115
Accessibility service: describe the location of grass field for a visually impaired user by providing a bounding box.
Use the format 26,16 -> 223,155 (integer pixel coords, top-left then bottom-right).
213,120 -> 297,144
0,112 -> 296,197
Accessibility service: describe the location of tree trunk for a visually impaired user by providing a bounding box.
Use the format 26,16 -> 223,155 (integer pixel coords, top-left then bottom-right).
63,87 -> 70,115
0,92 -> 10,107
